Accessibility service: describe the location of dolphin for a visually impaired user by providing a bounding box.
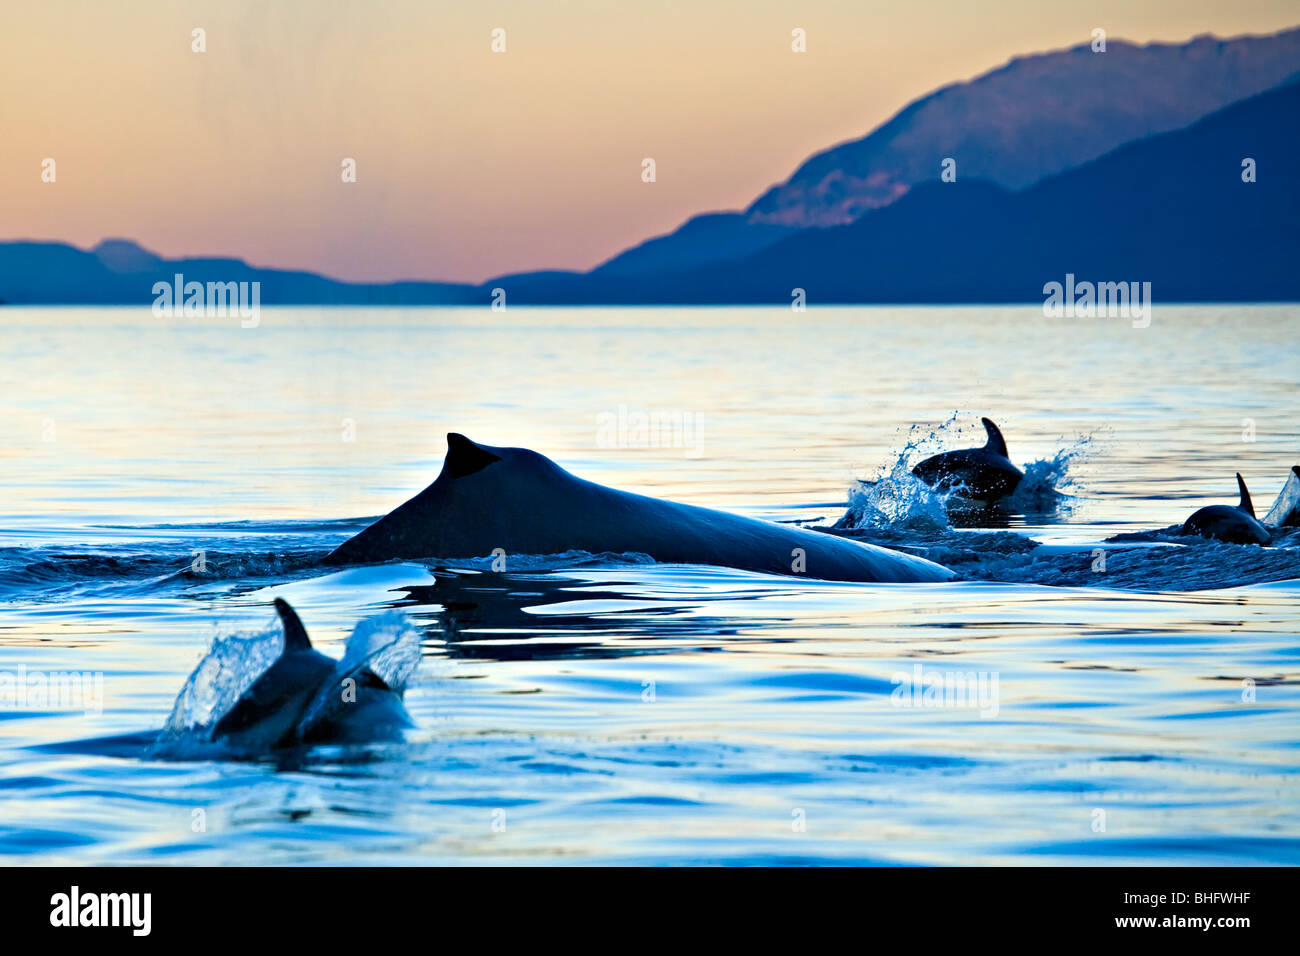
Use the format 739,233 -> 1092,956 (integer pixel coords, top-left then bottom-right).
325,433 -> 954,583
1263,465 -> 1300,528
1179,473 -> 1270,545
211,599 -> 414,750
911,417 -> 1024,502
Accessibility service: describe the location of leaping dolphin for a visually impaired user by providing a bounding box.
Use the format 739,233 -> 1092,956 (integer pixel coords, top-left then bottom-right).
1180,473 -> 1270,545
911,417 -> 1024,502
325,433 -> 954,583
1264,465 -> 1300,528
211,599 -> 414,750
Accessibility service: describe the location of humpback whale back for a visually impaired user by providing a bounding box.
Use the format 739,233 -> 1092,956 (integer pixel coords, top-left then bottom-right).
327,434 -> 954,583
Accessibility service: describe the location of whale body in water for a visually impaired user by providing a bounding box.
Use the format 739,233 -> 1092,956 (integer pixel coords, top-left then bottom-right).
210,599 -> 415,750
326,434 -> 954,583
912,418 -> 1024,502
1180,473 -> 1270,545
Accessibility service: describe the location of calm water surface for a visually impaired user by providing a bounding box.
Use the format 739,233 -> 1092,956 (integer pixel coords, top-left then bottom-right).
0,305 -> 1297,864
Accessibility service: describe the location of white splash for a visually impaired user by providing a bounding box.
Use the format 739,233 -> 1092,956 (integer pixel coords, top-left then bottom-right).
838,416 -> 1096,530
154,605 -> 423,754
838,415 -> 963,530
158,619 -> 283,740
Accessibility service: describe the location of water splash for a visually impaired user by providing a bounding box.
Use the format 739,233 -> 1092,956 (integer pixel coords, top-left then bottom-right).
295,611 -> 422,737
152,605 -> 423,759
1004,433 -> 1095,513
156,618 -> 284,743
837,416 -> 1095,531
837,415 -> 965,531
838,472 -> 951,531
1264,467 -> 1300,528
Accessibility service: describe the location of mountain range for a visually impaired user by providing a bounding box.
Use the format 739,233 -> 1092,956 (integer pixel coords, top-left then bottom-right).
598,26 -> 1300,281
3,27 -> 1298,306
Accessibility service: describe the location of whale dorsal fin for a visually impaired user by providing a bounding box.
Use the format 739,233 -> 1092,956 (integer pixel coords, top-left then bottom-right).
274,598 -> 312,652
1236,472 -> 1255,517
445,433 -> 503,479
980,418 -> 1009,458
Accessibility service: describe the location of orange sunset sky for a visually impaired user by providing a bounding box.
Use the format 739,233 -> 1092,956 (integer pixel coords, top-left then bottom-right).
3,0 -> 1298,283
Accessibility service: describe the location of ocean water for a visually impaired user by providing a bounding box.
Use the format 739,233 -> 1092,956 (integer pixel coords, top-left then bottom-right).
1,304 -> 1298,865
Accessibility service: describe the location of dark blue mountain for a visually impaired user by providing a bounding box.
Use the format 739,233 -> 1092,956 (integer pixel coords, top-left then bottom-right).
0,239 -> 479,305
591,212 -> 797,277
3,72 -> 1297,306
578,28 -> 1300,279
496,80 -> 1300,303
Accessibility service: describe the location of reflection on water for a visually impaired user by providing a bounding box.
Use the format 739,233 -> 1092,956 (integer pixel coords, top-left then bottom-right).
0,306 -> 1297,865
395,568 -> 791,660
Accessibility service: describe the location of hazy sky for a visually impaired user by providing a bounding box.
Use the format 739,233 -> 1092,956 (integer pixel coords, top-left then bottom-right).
3,1 -> 1297,283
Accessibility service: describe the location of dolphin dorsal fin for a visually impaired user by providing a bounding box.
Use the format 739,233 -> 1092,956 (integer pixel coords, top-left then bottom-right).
980,417 -> 1009,458
445,433 -> 503,479
274,598 -> 312,652
1236,473 -> 1255,517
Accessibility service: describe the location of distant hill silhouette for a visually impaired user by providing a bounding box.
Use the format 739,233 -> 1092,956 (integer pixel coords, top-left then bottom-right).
497,81 -> 1300,303
0,238 -> 479,305
582,28 -> 1300,278
3,33 -> 1298,307
592,213 -> 798,277
751,29 -> 1300,227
